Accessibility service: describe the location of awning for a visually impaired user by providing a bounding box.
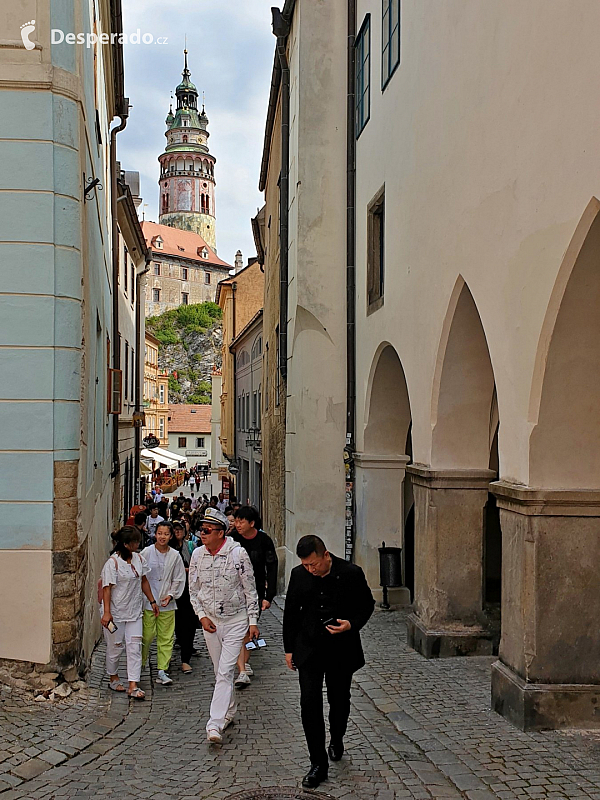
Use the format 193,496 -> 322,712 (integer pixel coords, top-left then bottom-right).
141,448 -> 178,467
140,460 -> 153,475
152,446 -> 188,466
140,447 -> 188,467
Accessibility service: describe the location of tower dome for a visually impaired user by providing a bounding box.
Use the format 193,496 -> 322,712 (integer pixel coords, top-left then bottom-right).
157,50 -> 218,251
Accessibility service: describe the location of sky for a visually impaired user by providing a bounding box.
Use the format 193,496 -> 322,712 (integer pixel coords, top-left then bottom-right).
118,0 -> 276,267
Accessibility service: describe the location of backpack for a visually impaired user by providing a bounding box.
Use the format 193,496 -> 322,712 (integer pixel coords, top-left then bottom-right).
97,556 -> 118,604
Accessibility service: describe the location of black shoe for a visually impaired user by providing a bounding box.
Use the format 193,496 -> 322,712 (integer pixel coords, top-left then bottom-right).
328,740 -> 344,761
302,764 -> 328,789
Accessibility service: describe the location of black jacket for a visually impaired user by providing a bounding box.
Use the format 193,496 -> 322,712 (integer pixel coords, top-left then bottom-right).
283,555 -> 375,672
230,529 -> 278,603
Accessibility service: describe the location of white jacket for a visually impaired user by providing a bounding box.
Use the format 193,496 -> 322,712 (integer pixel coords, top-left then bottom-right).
189,536 -> 259,626
140,545 -> 186,608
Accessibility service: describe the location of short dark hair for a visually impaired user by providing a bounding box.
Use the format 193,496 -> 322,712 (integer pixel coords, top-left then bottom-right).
296,535 -> 326,559
134,511 -> 146,526
234,505 -> 261,529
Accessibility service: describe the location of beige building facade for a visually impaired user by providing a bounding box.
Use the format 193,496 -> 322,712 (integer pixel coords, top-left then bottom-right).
143,332 -> 169,448
257,0 -> 600,730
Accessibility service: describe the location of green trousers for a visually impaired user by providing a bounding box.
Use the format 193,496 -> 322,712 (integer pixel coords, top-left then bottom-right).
142,609 -> 176,671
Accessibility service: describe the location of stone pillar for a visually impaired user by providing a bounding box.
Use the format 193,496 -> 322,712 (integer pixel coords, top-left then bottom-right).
490,482 -> 600,730
406,466 -> 496,657
52,461 -> 84,670
354,454 -> 411,603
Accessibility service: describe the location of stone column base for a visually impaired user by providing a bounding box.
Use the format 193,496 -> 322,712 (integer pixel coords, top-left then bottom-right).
407,613 -> 495,658
373,586 -> 412,606
492,659 -> 600,731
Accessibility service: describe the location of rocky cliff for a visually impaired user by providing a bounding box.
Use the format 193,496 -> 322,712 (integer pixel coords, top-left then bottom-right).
146,302 -> 222,404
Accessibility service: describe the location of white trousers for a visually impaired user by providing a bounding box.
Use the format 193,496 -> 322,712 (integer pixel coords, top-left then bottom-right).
203,617 -> 249,732
104,618 -> 143,682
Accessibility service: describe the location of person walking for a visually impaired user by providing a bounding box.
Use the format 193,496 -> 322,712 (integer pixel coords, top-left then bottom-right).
171,520 -> 198,673
231,506 -> 278,687
283,535 -> 375,789
141,521 -> 186,686
189,473 -> 196,494
188,508 -> 259,743
100,525 -> 158,700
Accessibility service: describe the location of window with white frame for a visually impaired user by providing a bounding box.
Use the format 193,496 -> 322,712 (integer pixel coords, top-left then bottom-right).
196,437 -> 205,448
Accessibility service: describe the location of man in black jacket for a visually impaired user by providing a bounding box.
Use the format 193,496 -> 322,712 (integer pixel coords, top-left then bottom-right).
283,535 -> 375,789
231,506 -> 278,686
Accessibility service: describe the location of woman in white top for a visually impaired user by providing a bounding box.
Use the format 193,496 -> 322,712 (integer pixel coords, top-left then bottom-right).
101,526 -> 158,699
140,522 -> 186,685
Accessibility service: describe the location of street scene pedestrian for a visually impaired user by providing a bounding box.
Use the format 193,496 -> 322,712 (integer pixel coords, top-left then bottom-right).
283,534 -> 375,789
171,520 -> 198,673
188,508 -> 259,743
100,526 -> 158,700
140,522 -> 186,686
145,505 -> 164,542
231,505 -> 278,687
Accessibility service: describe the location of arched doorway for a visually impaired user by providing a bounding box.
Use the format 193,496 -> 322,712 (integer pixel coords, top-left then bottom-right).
408,279 -> 498,657
355,344 -> 412,602
492,199 -> 600,729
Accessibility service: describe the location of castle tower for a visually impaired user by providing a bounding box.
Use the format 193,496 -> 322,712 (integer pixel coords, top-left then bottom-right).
158,50 -> 217,250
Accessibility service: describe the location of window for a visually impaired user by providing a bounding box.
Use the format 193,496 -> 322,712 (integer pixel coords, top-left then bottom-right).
182,267 -> 188,280
178,437 -> 187,448
382,0 -> 400,88
154,263 -> 161,276
257,388 -> 262,428
183,135 -> 188,143
181,292 -> 189,305
131,264 -> 135,303
355,15 -> 371,137
131,348 -> 135,400
124,245 -> 128,294
275,325 -> 281,407
152,288 -> 160,302
367,186 -> 385,312
265,343 -> 269,411
159,384 -> 165,404
159,417 -> 165,439
205,272 -> 211,284
245,395 -> 250,431
196,437 -> 205,448
124,341 -> 129,400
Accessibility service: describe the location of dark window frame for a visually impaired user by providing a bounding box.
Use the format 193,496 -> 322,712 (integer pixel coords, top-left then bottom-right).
367,185 -> 385,314
355,14 -> 371,138
178,436 -> 187,448
382,0 -> 401,90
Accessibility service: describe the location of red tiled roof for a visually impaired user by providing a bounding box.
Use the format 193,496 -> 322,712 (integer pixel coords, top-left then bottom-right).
142,221 -> 231,269
168,404 -> 212,433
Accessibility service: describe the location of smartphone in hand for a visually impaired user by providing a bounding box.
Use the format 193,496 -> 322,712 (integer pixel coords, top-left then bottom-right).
107,620 -> 118,633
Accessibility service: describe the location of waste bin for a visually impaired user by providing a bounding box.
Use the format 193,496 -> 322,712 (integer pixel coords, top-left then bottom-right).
379,541 -> 402,608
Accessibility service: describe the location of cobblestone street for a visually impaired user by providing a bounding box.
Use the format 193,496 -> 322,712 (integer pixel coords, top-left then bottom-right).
1,604 -> 599,800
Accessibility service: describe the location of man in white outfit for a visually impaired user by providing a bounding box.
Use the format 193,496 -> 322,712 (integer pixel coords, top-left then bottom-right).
188,508 -> 259,743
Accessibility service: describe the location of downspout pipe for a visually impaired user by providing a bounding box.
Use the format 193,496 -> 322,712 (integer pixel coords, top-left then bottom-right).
134,258 -> 150,502
346,0 -> 357,558
110,103 -> 129,479
272,9 -> 290,382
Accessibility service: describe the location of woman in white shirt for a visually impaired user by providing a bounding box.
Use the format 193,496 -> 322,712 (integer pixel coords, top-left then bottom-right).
101,526 -> 158,700
140,522 -> 186,685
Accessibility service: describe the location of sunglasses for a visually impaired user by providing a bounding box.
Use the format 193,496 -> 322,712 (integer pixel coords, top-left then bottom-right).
200,525 -> 221,534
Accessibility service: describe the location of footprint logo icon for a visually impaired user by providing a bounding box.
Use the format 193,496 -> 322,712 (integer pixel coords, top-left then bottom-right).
21,20 -> 36,51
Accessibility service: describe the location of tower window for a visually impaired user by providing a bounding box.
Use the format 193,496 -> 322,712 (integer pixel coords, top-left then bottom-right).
183,135 -> 188,143
181,292 -> 189,305
162,194 -> 168,214
182,268 -> 188,280
152,288 -> 160,302
204,272 -> 210,284
154,263 -> 161,276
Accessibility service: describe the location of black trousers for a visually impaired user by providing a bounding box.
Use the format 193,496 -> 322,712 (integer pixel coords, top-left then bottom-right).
298,655 -> 353,767
175,586 -> 197,664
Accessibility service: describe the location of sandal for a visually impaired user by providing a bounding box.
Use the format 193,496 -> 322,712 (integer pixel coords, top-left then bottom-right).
181,663 -> 192,673
109,679 -> 125,692
128,687 -> 145,700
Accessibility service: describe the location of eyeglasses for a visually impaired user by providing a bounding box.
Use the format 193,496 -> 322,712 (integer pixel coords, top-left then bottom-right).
200,526 -> 220,535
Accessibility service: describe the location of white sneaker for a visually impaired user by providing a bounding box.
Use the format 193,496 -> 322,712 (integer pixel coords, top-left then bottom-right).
207,728 -> 222,743
245,663 -> 254,676
155,669 -> 173,685
234,671 -> 250,687
223,716 -> 235,731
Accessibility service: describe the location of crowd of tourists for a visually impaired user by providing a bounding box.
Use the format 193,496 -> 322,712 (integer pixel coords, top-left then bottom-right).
99,470 -> 375,791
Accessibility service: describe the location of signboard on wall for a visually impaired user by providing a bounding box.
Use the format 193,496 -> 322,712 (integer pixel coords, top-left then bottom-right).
185,450 -> 208,457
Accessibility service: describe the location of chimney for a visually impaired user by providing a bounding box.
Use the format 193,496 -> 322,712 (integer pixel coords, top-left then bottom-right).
234,250 -> 243,273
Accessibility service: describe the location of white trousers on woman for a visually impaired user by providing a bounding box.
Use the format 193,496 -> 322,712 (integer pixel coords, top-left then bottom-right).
104,618 -> 143,682
203,617 -> 249,732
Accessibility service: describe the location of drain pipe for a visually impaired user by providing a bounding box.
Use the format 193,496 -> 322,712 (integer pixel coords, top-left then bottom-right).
134,258 -> 150,502
110,102 -> 129,479
272,7 -> 290,382
346,0 -> 357,558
